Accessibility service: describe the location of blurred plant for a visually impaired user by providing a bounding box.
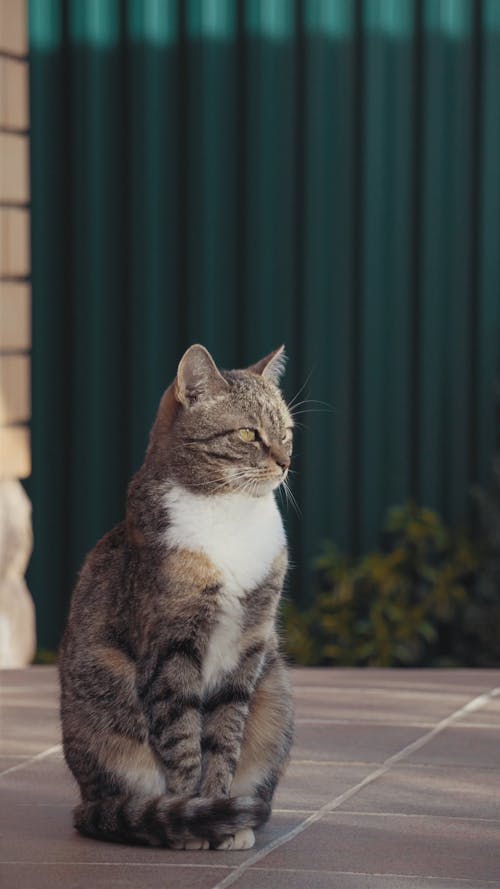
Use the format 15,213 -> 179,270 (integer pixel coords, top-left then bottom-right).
283,503 -> 479,667
463,460 -> 500,666
33,648 -> 58,665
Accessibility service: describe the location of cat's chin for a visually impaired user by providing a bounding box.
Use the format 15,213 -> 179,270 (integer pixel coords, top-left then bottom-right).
235,477 -> 283,497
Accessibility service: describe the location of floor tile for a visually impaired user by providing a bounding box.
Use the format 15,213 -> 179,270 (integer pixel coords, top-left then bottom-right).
274,761 -> 374,811
0,752 -> 76,806
0,733 -> 61,756
290,668 -> 500,694
2,666 -> 499,888
0,756 -> 30,774
0,862 -> 231,889
0,779 -> 302,869
336,764 -> 500,820
0,696 -> 61,755
406,725 -> 500,768
237,869 -> 499,889
458,695 -> 500,727
0,666 -> 59,688
292,722 -> 424,764
257,813 -> 500,882
293,687 -> 471,725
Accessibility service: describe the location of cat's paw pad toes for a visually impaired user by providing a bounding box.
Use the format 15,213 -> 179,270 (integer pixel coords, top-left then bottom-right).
186,838 -> 210,850
171,838 -> 210,850
215,835 -> 234,850
216,828 -> 255,851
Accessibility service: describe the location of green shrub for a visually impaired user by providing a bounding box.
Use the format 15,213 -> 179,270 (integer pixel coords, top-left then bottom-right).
284,503 -> 480,667
465,460 -> 500,666
33,648 -> 58,665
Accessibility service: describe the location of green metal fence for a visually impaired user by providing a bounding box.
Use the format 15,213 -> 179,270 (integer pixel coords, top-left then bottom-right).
29,0 -> 500,649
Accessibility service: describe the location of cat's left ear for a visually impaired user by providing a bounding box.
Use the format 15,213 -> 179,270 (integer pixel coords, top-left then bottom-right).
247,345 -> 286,386
175,344 -> 229,406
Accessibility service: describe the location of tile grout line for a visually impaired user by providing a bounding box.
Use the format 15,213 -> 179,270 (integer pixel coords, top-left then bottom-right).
384,687 -> 500,767
0,744 -> 62,778
292,758 -> 500,771
295,719 -> 500,728
0,754 -> 32,759
1,863 -> 499,884
0,861 -> 234,870
321,810 -> 500,824
248,867 -> 500,886
278,808 -> 500,824
292,684 -> 500,694
295,718 -> 437,726
12,803 -> 500,825
210,684 -> 500,889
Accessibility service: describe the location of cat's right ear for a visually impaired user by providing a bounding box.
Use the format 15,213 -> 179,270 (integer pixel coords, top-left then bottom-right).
175,344 -> 229,406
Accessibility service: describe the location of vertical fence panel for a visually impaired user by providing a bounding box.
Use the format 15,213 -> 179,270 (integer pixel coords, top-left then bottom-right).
441,4 -> 475,523
477,0 -> 500,487
28,0 -> 68,648
359,0 -> 416,549
186,0 -> 239,367
28,0 -> 500,647
300,0 -> 356,568
242,0 -> 302,576
126,0 -> 180,469
67,0 -> 128,585
243,0 -> 297,364
418,1 -> 475,521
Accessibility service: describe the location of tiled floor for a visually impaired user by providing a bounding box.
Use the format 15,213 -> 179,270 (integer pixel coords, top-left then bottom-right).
1,667 -> 499,888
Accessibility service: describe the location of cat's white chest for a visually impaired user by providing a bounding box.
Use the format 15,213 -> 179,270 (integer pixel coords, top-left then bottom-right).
164,485 -> 286,692
164,485 -> 285,592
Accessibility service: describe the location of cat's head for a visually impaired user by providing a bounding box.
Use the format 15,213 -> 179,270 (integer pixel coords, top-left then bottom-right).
155,344 -> 293,497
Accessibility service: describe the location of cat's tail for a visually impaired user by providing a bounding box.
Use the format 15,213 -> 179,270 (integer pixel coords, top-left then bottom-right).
73,794 -> 270,848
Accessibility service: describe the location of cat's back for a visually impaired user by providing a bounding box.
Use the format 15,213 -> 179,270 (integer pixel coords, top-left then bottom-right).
60,522 -> 128,655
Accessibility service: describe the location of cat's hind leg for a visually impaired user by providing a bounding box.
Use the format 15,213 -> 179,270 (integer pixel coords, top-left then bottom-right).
215,657 -> 293,851
229,655 -> 294,813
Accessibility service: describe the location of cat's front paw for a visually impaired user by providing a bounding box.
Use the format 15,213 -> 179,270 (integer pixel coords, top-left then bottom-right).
215,828 -> 255,851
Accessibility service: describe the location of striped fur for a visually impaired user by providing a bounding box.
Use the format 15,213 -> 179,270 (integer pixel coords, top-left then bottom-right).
59,345 -> 294,848
74,795 -> 270,848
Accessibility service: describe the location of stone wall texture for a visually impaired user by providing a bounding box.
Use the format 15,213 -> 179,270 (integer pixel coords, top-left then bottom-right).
0,0 -> 35,666
0,480 -> 35,666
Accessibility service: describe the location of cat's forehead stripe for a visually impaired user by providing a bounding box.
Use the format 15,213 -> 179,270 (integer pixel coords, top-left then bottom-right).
223,373 -> 291,428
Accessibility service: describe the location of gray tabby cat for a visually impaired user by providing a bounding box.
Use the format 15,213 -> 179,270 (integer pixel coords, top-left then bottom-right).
59,344 -> 295,850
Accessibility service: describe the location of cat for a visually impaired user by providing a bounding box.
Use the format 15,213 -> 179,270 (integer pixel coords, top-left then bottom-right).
59,343 -> 295,850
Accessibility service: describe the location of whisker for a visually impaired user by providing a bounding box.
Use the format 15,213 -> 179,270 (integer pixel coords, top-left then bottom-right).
284,482 -> 294,516
289,397 -> 333,411
190,468 -> 257,495
282,479 -> 302,517
290,407 -> 336,417
287,369 -> 315,410
210,473 -> 255,494
187,470 -> 250,489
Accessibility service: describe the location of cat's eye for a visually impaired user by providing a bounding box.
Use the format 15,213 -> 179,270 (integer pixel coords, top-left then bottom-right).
238,428 -> 257,443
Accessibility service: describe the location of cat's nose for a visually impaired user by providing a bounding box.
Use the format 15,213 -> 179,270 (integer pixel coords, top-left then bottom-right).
274,453 -> 290,472
268,442 -> 290,472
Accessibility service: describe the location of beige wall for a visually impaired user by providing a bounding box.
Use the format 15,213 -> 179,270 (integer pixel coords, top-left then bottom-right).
0,0 -> 30,480
0,0 -> 35,667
